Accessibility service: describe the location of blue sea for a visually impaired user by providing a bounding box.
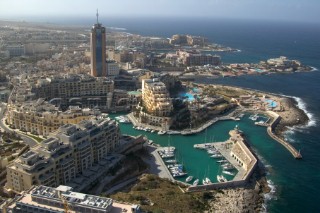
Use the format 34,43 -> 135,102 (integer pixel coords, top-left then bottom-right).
44,17 -> 320,212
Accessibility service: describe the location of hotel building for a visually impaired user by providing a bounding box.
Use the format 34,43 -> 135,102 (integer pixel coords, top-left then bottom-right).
90,12 -> 107,77
5,116 -> 120,193
138,79 -> 172,129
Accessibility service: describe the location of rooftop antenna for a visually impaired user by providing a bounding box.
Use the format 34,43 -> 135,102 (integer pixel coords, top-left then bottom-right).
96,9 -> 99,24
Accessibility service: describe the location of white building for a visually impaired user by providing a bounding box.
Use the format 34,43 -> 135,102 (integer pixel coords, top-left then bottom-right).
106,60 -> 120,76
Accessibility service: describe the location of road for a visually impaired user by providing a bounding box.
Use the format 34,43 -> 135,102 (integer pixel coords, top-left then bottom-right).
0,103 -> 38,147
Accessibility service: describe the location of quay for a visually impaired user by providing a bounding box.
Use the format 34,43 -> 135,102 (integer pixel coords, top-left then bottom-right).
187,127 -> 258,192
267,111 -> 302,159
128,111 -> 239,135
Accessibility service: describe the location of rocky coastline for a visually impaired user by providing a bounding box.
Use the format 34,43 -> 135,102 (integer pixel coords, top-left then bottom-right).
207,163 -> 269,213
274,96 -> 309,136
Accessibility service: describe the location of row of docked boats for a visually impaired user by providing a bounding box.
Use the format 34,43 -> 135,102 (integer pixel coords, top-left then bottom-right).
134,126 -> 156,133
114,115 -> 131,123
168,164 -> 187,177
158,146 -> 175,159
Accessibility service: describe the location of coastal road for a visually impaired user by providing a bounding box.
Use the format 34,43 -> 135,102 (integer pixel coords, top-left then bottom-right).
0,103 -> 38,147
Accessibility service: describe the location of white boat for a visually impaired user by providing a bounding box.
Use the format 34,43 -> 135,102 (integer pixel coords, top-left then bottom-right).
249,114 -> 259,121
161,153 -> 175,158
217,175 -> 227,183
203,177 -> 211,185
158,130 -> 166,135
165,159 -> 177,164
186,176 -> 193,182
173,172 -> 187,177
222,170 -> 235,176
207,149 -> 219,154
223,164 -> 234,170
216,159 -> 228,163
205,177 -> 212,184
202,179 -> 208,185
193,179 -> 199,186
210,154 -> 223,158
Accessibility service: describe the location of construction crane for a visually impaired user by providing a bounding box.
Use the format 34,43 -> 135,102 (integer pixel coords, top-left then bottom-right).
59,194 -> 71,213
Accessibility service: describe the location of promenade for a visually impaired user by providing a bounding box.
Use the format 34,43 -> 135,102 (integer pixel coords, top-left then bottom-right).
127,112 -> 238,135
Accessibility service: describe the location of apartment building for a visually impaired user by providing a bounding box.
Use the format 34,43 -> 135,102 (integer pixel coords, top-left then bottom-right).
4,185 -> 139,213
5,116 -> 120,193
31,74 -> 114,110
7,99 -> 99,136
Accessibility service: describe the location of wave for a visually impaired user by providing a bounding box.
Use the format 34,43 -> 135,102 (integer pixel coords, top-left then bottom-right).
262,179 -> 277,213
310,66 -> 318,72
283,95 -> 317,128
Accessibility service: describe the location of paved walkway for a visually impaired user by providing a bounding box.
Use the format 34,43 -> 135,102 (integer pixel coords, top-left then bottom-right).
141,145 -> 174,181
213,142 -> 247,181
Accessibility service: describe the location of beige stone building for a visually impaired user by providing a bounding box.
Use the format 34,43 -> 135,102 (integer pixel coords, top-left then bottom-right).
5,116 -> 120,193
137,79 -> 172,129
7,99 -> 99,136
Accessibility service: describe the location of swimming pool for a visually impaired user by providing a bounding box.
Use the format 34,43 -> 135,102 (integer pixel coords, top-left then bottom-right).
265,99 -> 277,108
179,93 -> 195,101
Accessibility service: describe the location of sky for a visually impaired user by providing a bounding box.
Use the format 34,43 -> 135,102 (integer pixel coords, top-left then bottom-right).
0,0 -> 319,23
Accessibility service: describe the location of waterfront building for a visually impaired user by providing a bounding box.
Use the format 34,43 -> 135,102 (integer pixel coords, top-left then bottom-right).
7,99 -> 99,136
169,34 -> 207,46
136,79 -> 172,129
229,128 -> 257,171
177,50 -> 221,66
90,11 -> 107,77
5,116 -> 120,193
4,185 -> 139,213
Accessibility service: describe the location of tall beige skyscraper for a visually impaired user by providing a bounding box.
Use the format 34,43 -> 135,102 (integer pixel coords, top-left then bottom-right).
90,10 -> 107,77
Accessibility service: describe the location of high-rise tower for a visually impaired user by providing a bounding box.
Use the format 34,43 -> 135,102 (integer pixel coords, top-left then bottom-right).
90,10 -> 106,77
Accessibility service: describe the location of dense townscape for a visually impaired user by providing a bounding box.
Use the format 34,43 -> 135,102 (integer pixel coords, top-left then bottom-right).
0,17 -> 312,213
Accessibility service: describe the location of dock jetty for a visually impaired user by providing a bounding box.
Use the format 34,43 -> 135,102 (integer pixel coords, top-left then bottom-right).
188,127 -> 258,192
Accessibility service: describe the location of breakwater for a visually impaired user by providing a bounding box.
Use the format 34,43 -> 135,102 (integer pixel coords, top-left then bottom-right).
266,111 -> 302,159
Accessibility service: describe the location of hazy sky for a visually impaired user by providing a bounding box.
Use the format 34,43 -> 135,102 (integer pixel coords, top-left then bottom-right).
1,0 -> 319,23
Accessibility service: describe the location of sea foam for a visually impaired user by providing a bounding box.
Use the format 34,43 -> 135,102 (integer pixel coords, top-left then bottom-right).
283,95 -> 317,128
292,96 -> 317,128
262,179 -> 277,213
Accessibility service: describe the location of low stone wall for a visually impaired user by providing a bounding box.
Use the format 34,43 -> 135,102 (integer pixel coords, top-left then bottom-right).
266,111 -> 302,159
187,179 -> 247,192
